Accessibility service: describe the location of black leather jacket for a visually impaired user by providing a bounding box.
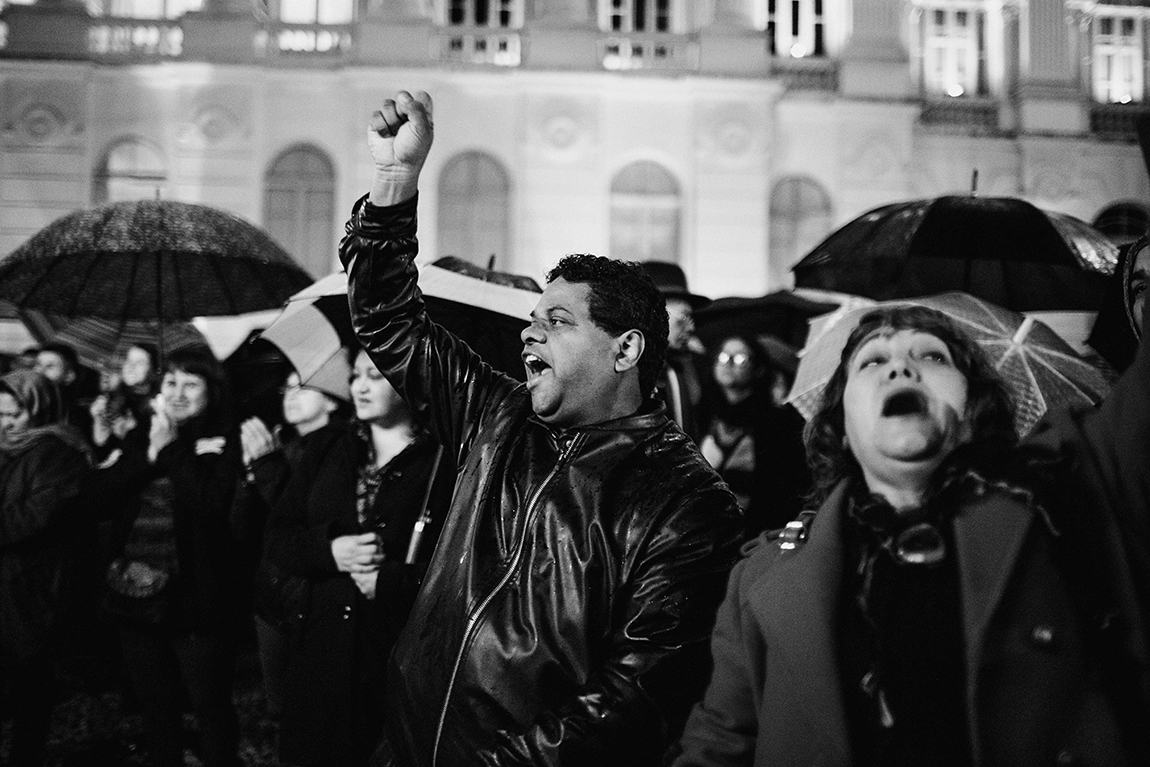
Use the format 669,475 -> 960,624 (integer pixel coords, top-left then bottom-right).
342,194 -> 743,767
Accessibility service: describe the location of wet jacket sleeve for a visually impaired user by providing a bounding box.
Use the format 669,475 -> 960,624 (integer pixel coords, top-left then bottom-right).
478,489 -> 744,767
0,439 -> 88,547
340,194 -> 519,462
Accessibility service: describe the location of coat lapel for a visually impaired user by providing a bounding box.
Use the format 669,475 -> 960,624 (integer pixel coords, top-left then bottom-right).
951,494 -> 1033,678
753,482 -> 851,763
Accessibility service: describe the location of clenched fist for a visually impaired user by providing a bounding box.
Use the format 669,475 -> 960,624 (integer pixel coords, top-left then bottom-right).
367,90 -> 434,207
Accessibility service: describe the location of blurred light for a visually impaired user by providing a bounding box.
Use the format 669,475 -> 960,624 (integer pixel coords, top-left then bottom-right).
1120,94 -> 1133,104
789,42 -> 807,58
947,83 -> 965,97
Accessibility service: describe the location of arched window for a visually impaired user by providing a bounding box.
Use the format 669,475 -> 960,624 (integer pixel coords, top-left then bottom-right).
93,138 -> 167,204
263,145 -> 336,278
437,151 -> 511,270
769,176 -> 832,277
610,160 -> 681,263
1093,201 -> 1150,246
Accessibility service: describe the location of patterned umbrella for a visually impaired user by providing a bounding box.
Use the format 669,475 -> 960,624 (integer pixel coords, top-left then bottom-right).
258,257 -> 542,386
791,195 -> 1118,312
0,199 -> 313,321
787,292 -> 1112,437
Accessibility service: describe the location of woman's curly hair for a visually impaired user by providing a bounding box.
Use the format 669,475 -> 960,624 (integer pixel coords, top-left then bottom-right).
804,305 -> 1016,505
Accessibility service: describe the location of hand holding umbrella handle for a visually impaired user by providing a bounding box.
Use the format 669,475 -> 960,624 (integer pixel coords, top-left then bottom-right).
367,90 -> 434,207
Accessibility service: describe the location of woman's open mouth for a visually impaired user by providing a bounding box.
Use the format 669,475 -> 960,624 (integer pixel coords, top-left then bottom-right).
882,389 -> 929,417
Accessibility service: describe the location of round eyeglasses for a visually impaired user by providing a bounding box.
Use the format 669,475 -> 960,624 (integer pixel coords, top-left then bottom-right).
715,351 -> 751,367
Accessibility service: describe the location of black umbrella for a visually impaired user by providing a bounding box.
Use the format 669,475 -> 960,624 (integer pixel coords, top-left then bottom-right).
693,290 -> 839,353
0,199 -> 313,322
791,195 -> 1118,312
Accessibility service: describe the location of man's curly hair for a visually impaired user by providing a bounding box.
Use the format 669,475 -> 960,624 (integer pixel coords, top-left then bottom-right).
805,305 -> 1016,505
546,254 -> 669,397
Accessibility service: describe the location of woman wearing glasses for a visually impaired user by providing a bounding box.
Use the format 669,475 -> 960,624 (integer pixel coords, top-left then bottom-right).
675,305 -> 1150,766
699,334 -> 810,540
238,360 -> 351,728
262,347 -> 452,767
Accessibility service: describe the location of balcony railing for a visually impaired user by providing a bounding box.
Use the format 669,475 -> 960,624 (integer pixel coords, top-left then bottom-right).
1090,101 -> 1150,139
254,23 -> 353,59
598,35 -> 698,71
769,56 -> 837,92
88,17 -> 183,59
433,28 -> 520,67
919,96 -> 1000,133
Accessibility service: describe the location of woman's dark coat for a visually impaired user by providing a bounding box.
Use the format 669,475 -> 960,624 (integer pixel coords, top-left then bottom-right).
675,307 -> 1150,766
91,414 -> 243,634
0,432 -> 90,663
263,422 -> 451,767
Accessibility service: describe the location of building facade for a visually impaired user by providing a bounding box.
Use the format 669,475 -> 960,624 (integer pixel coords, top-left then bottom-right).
2,0 -> 1149,299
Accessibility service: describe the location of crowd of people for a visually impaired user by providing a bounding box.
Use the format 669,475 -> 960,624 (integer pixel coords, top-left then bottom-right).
1,87 -> 1148,767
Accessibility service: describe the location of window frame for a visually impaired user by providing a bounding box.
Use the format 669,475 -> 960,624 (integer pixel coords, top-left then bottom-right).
263,144 -> 337,278
1091,7 -> 1147,104
609,160 -> 682,264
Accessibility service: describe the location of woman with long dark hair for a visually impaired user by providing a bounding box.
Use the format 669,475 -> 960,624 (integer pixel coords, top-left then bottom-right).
698,334 -> 810,539
263,347 -> 451,767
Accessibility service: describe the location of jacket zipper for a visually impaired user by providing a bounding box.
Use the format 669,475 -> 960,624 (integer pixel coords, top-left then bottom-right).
430,433 -> 585,766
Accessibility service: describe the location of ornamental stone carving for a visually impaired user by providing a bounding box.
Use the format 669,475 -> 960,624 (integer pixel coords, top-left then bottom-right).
529,97 -> 596,162
695,101 -> 762,168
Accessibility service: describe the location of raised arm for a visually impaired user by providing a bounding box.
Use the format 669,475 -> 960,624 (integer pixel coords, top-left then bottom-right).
341,91 -> 520,458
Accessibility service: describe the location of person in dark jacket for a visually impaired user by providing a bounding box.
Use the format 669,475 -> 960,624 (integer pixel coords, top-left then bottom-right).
262,347 -> 451,767
0,370 -> 91,767
238,356 -> 352,727
92,346 -> 243,767
343,90 -> 743,767
674,303 -> 1150,767
642,260 -> 711,444
698,334 -> 811,539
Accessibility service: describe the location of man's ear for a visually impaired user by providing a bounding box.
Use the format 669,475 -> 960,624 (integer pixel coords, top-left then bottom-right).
615,329 -> 645,375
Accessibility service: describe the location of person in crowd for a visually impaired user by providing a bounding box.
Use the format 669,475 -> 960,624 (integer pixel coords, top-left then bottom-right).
90,343 -> 160,453
236,354 -> 351,728
1088,234 -> 1148,376
35,342 -> 97,442
698,334 -> 811,539
0,370 -> 91,766
261,347 -> 451,767
343,90 -> 742,767
61,342 -> 162,694
642,260 -> 711,443
90,345 -> 243,767
674,301 -> 1150,766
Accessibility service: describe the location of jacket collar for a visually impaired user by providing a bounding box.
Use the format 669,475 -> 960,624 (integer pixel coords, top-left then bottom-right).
525,397 -> 669,437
